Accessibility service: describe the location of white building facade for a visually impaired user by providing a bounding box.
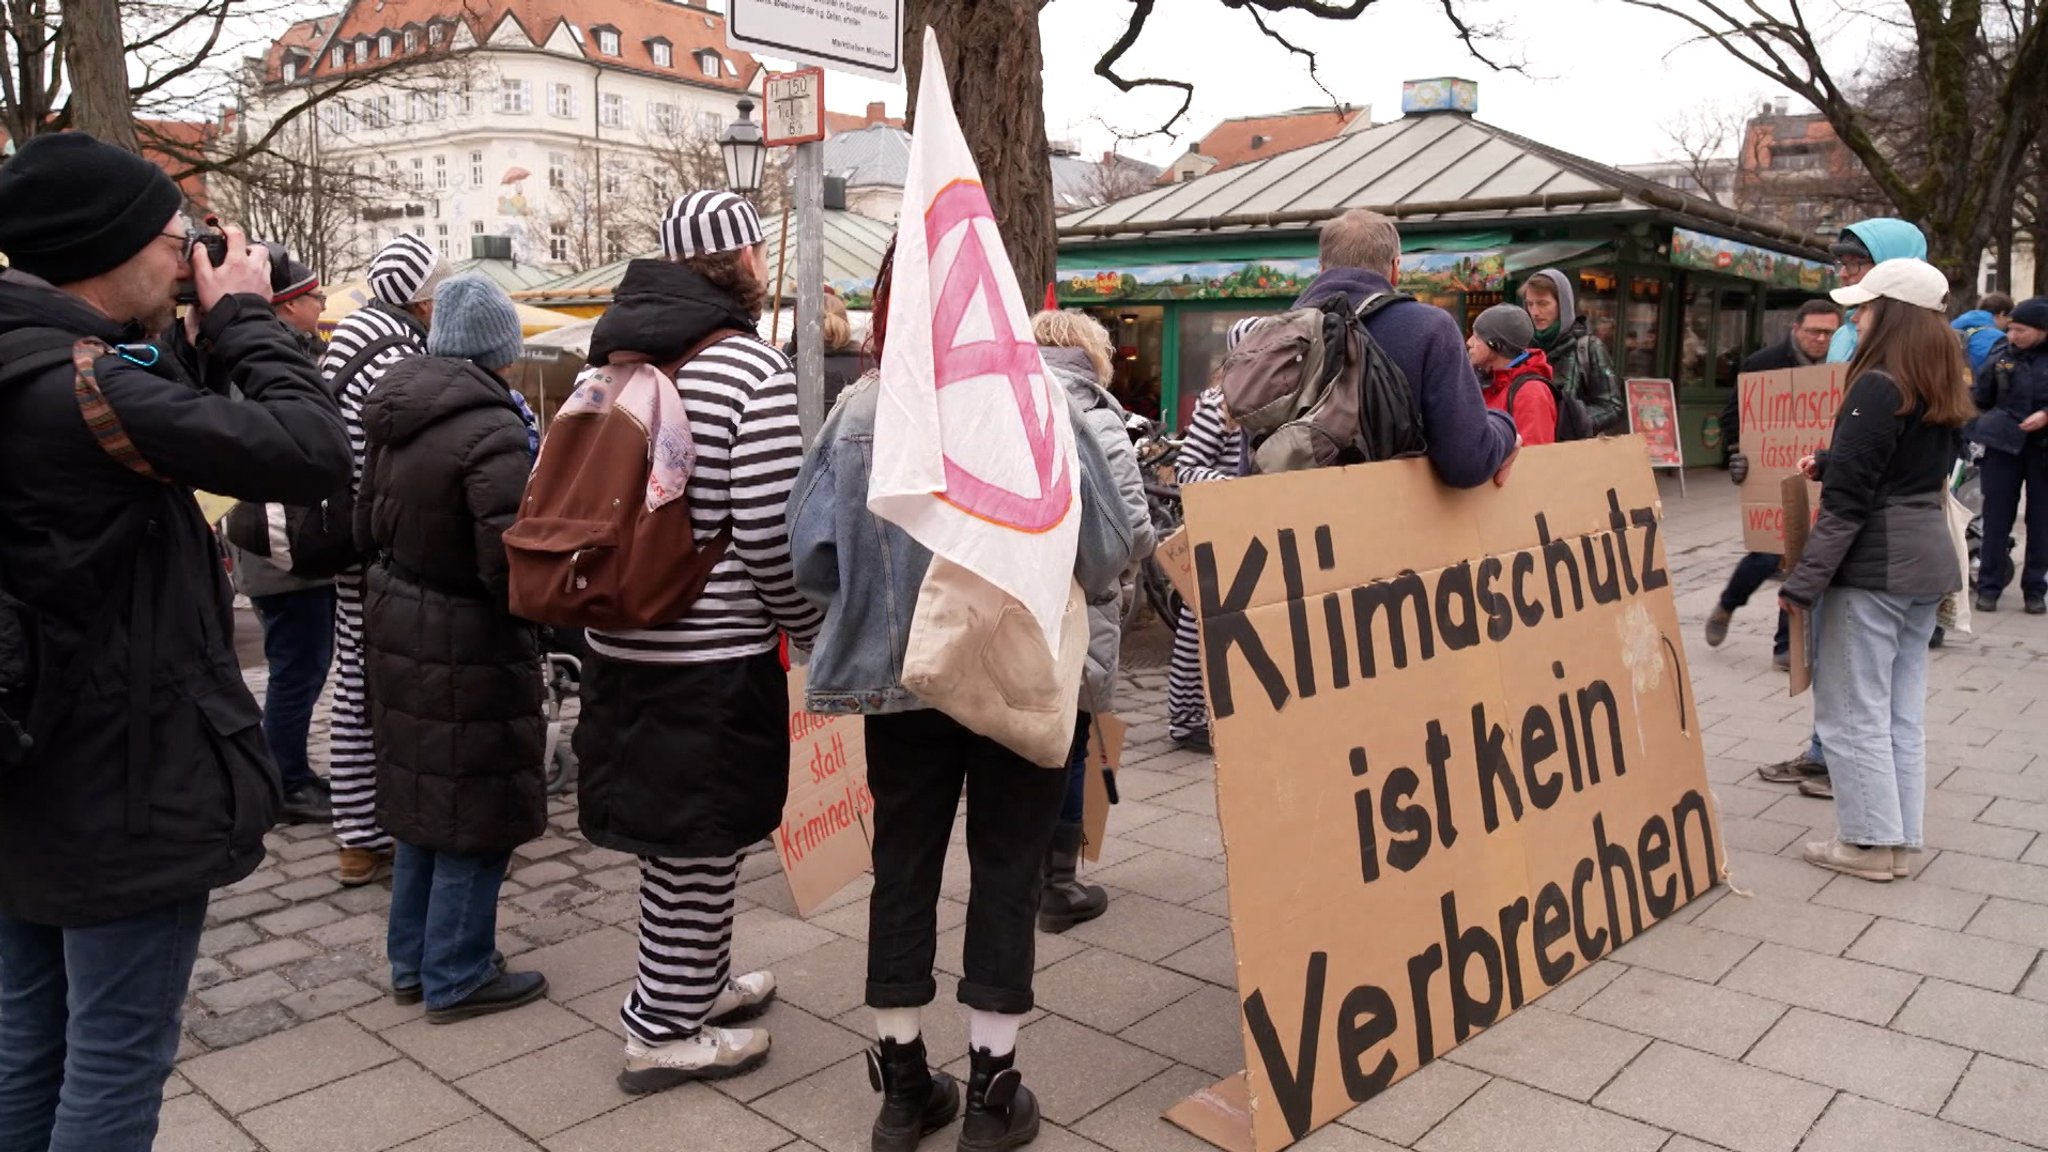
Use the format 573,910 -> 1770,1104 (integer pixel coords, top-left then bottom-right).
246,1 -> 762,277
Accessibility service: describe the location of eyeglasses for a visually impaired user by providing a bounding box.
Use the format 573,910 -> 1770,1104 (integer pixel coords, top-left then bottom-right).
160,225 -> 199,260
1835,258 -> 1873,273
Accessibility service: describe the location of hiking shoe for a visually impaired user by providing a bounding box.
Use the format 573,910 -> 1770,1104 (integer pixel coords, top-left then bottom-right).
1171,730 -> 1212,755
707,971 -> 778,1026
1704,605 -> 1732,648
2028,596 -> 2046,616
426,970 -> 548,1024
337,846 -> 392,887
393,951 -> 506,1006
1757,751 -> 1826,784
1977,593 -> 2000,613
278,780 -> 333,825
619,1026 -> 770,1095
1772,650 -> 1791,672
1802,838 -> 1894,882
1798,775 -> 1835,800
959,1046 -> 1040,1152
867,1037 -> 961,1152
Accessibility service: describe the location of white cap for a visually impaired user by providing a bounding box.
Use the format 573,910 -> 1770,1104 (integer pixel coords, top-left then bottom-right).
1830,257 -> 1949,312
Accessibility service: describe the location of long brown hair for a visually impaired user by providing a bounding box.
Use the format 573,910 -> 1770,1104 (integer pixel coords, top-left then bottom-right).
1844,297 -> 1975,426
864,235 -> 898,369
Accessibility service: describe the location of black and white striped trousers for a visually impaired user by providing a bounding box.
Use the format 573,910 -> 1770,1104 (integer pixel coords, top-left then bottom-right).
1167,602 -> 1209,740
330,574 -> 389,851
621,854 -> 740,1046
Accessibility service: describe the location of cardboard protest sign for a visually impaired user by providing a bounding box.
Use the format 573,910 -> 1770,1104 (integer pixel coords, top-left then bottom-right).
1782,476 -> 1813,697
1625,379 -> 1684,469
1080,714 -> 1127,864
775,667 -> 874,916
1157,527 -> 1196,605
1738,365 -> 1840,552
1169,438 -> 1719,1152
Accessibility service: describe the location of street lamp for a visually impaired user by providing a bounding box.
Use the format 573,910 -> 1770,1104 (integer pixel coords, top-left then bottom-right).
721,98 -> 765,196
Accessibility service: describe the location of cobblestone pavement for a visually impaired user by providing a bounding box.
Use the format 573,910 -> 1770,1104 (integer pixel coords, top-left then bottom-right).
156,475 -> 2048,1152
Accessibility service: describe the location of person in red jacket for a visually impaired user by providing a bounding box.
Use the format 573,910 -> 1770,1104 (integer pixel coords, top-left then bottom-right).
1467,303 -> 1557,446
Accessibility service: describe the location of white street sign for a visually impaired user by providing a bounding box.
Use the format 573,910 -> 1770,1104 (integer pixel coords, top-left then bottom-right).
764,69 -> 826,147
726,0 -> 902,79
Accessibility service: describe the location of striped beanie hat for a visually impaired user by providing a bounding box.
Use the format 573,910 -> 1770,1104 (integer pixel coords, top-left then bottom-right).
661,190 -> 765,261
368,233 -> 448,307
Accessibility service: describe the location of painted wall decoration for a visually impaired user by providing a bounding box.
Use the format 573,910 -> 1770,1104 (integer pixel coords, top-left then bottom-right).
1670,228 -> 1837,291
1057,250 -> 1507,304
498,167 -> 531,217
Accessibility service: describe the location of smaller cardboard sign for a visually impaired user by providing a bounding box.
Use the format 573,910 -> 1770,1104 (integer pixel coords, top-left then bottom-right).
775,667 -> 874,915
1156,527 -> 1195,605
1626,379 -> 1684,468
1738,366 -> 1840,552
1080,714 -> 1127,863
1782,476 -> 1814,697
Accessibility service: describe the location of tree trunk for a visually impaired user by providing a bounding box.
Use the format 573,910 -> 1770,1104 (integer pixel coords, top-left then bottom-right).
60,0 -> 136,152
904,0 -> 1054,302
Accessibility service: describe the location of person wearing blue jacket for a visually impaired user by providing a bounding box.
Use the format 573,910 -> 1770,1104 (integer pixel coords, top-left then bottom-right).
1826,219 -> 1929,364
1971,297 -> 2048,614
1952,293 -> 2013,373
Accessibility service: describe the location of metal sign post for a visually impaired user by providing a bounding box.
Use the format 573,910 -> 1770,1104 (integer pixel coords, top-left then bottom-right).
765,69 -> 829,446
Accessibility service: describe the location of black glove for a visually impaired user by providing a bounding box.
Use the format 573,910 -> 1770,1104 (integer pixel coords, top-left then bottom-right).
1728,452 -> 1749,486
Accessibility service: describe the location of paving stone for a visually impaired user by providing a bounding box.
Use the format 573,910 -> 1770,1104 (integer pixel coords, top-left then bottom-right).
277,833 -> 334,860
390,1114 -> 541,1151
1719,942 -> 1922,1026
1799,1095 -> 2029,1152
186,1000 -> 302,1050
1074,1064 -> 1245,1152
1978,797 -> 2048,834
456,1031 -> 628,1139
1062,893 -> 1228,962
1845,917 -> 2037,992
385,998 -> 592,1080
1418,1078 -> 1664,1152
1919,852 -> 2048,905
511,912 -> 601,946
1159,929 -> 1237,988
183,1015 -> 396,1115
730,906 -> 841,970
1594,1041 -> 1829,1152
349,992 -> 426,1033
1893,979 -> 2048,1067
197,971 -> 297,1015
1117,983 -> 1245,1077
1121,810 -> 1225,858
517,926 -> 639,1004
709,1003 -> 868,1104
207,892 -> 285,926
769,935 -> 872,1019
1694,892 -> 1873,955
1713,816 -> 1806,855
517,835 -> 579,860
224,868 -> 287,896
1966,897 -> 2048,949
512,860 -> 579,888
570,846 -> 634,871
153,1093 -> 257,1152
283,948 -> 380,990
1941,1054 -> 2048,1146
242,1060 -> 478,1152
1577,967 -> 1785,1059
1744,1008 -> 1970,1115
583,865 -> 641,893
282,855 -> 339,880
932,915 -> 1087,978
1442,1005 -> 1649,1101
984,1014 -> 1170,1127
1530,960 -> 1623,1013
331,884 -> 394,915
254,901 -> 347,937
544,1079 -> 791,1152
1337,1058 -> 1491,1145
1036,946 -> 1204,1034
197,920 -> 262,958
281,977 -> 384,1020
1811,874 -> 1983,931
1608,922 -> 1758,983
1089,848 -> 1228,906
274,875 -> 345,902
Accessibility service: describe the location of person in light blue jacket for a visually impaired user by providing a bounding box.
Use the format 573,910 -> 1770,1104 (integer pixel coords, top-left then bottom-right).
1952,293 -> 2013,373
1826,218 -> 1929,363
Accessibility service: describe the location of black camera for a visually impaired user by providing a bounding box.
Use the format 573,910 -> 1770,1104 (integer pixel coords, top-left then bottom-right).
175,223 -> 291,305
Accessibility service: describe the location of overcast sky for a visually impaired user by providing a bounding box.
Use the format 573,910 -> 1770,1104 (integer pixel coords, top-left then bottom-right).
734,0 -> 1836,169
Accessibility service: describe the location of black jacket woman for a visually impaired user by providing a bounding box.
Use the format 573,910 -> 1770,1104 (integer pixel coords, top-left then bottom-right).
356,274 -> 549,1022
1968,296 -> 2048,612
1781,259 -> 1970,885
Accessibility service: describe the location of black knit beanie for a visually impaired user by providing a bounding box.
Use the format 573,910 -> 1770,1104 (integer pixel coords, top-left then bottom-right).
0,132 -> 185,285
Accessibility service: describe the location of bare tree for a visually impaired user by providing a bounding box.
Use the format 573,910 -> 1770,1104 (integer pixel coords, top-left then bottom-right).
1085,154 -> 1159,205
1623,0 -> 2048,300
1658,99 -> 1753,209
208,114 -> 407,280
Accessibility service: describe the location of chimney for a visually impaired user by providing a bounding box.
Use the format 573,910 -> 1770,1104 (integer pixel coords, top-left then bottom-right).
1774,96 -> 1789,116
866,101 -> 886,125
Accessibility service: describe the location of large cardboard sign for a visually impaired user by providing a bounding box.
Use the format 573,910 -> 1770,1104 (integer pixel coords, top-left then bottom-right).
1169,439 -> 1720,1152
1738,365 -> 1841,552
776,667 -> 874,916
1625,379 -> 1684,469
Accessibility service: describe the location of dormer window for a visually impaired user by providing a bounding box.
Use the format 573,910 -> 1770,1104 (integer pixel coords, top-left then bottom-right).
651,41 -> 672,68
283,58 -> 299,82
595,27 -> 620,56
331,45 -> 346,68
403,27 -> 418,52
696,50 -> 719,78
428,22 -> 445,47
354,39 -> 369,64
377,33 -> 392,58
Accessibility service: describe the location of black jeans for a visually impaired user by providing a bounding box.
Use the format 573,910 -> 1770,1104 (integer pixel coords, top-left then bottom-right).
864,709 -> 1066,1015
1978,442 -> 2048,600
1719,551 -> 1791,656
251,586 -> 336,794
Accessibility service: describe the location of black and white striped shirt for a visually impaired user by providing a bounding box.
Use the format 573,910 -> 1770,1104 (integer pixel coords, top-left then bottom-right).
1176,388 -> 1249,486
320,303 -> 427,495
588,334 -> 823,664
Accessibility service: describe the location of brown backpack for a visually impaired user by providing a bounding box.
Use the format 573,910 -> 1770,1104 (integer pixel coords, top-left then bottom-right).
502,329 -> 737,631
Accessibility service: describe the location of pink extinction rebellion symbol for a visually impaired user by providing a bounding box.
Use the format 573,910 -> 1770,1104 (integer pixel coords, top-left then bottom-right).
926,179 -> 1072,533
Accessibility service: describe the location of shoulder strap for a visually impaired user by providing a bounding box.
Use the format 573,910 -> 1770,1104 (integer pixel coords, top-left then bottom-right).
327,331 -> 415,394
1354,292 -> 1415,322
71,338 -> 166,482
0,327 -> 86,389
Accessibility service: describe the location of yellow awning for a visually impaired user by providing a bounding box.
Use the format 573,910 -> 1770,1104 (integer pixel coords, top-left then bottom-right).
318,279 -> 574,339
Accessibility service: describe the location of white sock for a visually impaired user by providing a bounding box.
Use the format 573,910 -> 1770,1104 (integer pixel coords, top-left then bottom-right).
874,1007 -> 921,1043
969,1009 -> 1023,1057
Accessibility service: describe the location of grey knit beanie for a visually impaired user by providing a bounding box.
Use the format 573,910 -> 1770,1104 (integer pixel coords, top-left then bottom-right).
427,275 -> 523,370
1472,303 -> 1535,356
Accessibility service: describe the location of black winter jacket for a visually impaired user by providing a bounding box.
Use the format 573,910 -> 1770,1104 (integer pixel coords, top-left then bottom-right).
1782,370 -> 1962,606
1969,338 -> 2048,456
357,356 -> 545,856
0,275 -> 350,926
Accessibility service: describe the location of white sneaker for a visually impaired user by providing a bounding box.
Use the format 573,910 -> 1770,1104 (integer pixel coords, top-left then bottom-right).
619,1026 -> 771,1094
708,970 -> 778,1025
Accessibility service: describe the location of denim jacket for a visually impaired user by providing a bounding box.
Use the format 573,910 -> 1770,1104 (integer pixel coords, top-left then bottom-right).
789,373 -> 1137,714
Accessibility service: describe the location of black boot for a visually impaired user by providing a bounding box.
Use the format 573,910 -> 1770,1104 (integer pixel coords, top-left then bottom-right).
1037,823 -> 1107,934
867,1037 -> 959,1152
958,1047 -> 1039,1152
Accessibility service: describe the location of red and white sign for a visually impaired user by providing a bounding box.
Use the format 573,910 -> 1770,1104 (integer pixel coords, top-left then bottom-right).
763,68 -> 825,147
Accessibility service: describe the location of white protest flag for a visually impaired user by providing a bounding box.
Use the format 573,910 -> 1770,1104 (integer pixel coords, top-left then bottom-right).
866,28 -> 1081,646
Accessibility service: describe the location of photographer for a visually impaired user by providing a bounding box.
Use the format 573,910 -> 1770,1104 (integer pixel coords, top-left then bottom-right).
0,132 -> 349,1152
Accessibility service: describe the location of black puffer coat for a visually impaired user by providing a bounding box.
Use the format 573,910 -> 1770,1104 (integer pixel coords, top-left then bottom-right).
356,356 -> 545,856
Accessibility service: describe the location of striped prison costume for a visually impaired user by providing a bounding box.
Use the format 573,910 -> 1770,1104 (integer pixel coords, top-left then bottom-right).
319,298 -> 428,852
1168,388 -> 1249,741
598,333 -> 823,1045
